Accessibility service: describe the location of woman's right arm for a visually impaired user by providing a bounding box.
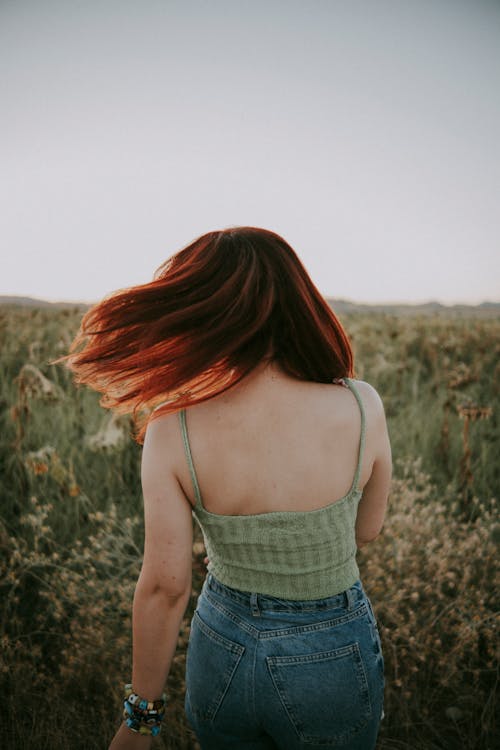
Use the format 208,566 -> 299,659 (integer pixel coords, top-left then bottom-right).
355,384 -> 392,548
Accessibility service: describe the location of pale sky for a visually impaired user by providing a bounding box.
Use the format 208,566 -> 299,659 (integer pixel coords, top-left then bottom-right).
1,0 -> 499,305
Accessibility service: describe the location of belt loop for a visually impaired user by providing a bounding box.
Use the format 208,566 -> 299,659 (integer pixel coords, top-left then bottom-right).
344,587 -> 356,611
250,592 -> 260,617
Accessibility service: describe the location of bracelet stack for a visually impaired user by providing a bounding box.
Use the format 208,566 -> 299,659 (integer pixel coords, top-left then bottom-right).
123,684 -> 167,737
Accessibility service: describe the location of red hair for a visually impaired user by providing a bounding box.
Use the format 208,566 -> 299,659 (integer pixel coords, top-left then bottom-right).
58,227 -> 354,442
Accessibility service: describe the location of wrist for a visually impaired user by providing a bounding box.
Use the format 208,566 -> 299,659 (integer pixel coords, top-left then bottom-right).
122,683 -> 167,737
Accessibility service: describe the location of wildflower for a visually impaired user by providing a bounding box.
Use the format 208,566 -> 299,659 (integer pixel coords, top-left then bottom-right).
16,364 -> 64,401
86,413 -> 129,450
33,462 -> 49,475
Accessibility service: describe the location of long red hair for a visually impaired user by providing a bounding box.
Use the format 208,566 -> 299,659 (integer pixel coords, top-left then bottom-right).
58,227 -> 354,442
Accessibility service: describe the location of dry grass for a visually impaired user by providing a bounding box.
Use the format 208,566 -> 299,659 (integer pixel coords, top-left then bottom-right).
0,305 -> 498,749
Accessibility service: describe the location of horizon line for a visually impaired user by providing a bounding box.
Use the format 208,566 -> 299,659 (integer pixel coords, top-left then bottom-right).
1,293 -> 499,309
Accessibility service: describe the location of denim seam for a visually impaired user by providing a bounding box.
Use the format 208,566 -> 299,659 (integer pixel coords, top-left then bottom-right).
267,642 -> 361,665
251,633 -> 258,727
266,641 -> 372,746
193,610 -> 246,655
204,591 -> 261,636
206,576 -> 365,612
188,612 -> 246,722
204,589 -> 368,638
266,661 -> 302,743
259,602 -> 368,639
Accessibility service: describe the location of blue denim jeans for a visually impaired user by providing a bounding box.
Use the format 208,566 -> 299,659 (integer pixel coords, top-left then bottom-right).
185,574 -> 384,749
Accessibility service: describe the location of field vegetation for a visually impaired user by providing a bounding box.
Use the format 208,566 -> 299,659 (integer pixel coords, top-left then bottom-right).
0,304 -> 498,749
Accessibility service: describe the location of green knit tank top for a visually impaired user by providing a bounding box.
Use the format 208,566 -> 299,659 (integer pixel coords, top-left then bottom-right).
178,378 -> 365,600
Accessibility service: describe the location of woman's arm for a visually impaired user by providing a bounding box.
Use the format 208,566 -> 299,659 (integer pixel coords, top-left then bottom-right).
354,384 -> 392,548
109,414 -> 193,749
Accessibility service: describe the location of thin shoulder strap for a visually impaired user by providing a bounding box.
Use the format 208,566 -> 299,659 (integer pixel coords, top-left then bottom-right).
178,409 -> 203,509
343,378 -> 366,491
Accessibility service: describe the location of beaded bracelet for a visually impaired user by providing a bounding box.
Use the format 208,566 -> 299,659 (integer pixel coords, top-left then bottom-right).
124,684 -> 167,712
123,684 -> 167,737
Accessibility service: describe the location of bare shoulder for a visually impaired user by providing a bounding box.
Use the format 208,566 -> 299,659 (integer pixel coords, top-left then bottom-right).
146,407 -> 182,443
349,379 -> 386,416
350,380 -> 391,469
141,409 -> 185,483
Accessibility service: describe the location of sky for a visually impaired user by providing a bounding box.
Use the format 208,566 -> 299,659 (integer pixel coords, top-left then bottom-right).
1,0 -> 499,305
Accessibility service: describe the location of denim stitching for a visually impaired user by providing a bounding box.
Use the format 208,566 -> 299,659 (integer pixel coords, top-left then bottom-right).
259,602 -> 368,639
266,642 -> 372,746
251,631 -> 259,727
202,592 -> 369,654
204,591 -> 261,636
189,612 -> 246,722
193,610 -> 246,655
204,588 -> 368,639
365,598 -> 383,655
206,575 -> 365,613
267,642 -> 362,665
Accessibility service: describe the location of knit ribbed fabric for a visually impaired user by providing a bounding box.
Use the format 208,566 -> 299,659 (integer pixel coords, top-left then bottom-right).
179,378 -> 365,600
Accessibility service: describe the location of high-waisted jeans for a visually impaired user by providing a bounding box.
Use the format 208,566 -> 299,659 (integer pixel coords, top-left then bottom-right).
185,574 -> 385,749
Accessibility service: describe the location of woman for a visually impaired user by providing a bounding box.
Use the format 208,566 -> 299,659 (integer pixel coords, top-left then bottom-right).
64,227 -> 391,749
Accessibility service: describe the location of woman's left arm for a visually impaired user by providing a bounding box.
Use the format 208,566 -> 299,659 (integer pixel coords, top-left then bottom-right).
109,414 -> 193,749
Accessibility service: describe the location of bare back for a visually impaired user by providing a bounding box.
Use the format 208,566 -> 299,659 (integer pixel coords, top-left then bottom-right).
173,362 -> 388,518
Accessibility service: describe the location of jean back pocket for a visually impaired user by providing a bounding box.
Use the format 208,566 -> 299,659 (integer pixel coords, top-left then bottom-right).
266,642 -> 372,746
186,611 -> 245,722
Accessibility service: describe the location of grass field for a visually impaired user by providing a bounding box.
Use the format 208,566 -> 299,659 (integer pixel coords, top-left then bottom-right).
0,304 -> 498,749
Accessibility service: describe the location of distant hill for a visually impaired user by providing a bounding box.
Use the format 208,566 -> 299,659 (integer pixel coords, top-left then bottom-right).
0,296 -> 88,309
326,298 -> 500,317
1,294 -> 499,317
